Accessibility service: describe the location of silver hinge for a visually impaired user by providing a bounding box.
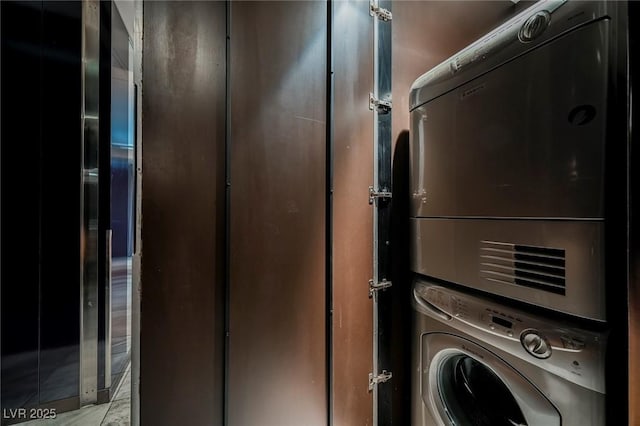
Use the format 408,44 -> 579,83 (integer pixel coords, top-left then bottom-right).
369,1 -> 392,21
369,185 -> 392,205
369,370 -> 393,391
369,92 -> 392,114
369,279 -> 392,298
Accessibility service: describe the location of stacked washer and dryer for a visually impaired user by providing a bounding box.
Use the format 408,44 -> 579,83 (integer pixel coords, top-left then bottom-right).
409,1 -> 629,425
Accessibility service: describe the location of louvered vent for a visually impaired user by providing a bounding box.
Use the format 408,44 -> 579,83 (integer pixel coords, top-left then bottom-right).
480,241 -> 566,295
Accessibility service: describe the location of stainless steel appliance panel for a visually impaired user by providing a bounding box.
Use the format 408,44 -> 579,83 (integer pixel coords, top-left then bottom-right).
411,217 -> 606,320
408,0 -> 614,110
410,19 -> 609,219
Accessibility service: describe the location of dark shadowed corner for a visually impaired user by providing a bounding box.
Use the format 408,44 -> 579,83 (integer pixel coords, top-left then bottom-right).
390,129 -> 411,425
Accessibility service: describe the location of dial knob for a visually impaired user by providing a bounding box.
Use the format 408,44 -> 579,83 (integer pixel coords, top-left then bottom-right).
520,329 -> 552,359
518,11 -> 551,43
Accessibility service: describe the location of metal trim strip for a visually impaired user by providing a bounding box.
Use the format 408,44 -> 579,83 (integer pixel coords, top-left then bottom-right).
80,0 -> 100,406
326,1 -> 335,425
372,0 -> 392,423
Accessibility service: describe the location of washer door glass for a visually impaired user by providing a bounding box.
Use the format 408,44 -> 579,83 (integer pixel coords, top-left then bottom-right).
439,354 -> 527,426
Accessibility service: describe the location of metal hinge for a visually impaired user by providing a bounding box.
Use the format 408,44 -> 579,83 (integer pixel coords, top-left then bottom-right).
369,370 -> 393,391
369,279 -> 392,298
369,92 -> 392,114
369,1 -> 392,21
369,185 -> 392,205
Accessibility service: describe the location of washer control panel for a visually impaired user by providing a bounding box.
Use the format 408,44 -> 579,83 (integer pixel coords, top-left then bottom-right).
480,306 -> 521,339
413,279 -> 606,394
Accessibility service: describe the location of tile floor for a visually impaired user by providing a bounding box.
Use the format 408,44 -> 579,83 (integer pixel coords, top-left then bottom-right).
111,258 -> 133,386
19,364 -> 131,426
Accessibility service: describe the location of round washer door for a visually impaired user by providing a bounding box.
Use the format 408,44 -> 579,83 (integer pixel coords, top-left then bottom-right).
422,333 -> 561,426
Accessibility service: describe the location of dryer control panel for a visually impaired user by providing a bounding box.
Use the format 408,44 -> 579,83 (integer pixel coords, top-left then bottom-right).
413,279 -> 606,394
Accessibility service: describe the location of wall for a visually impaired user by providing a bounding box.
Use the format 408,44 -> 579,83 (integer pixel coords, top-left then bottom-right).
140,2 -> 330,424
332,1 -> 374,424
141,2 -> 377,424
227,2 -> 328,425
141,2 -> 226,424
114,0 -> 134,42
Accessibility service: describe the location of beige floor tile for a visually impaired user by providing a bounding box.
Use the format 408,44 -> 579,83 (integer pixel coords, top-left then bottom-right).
100,398 -> 130,426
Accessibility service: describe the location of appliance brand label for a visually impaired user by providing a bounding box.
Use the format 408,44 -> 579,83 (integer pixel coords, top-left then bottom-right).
568,104 -> 596,126
460,84 -> 485,100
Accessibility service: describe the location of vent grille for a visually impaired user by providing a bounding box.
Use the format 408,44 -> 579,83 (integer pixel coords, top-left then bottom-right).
480,241 -> 566,295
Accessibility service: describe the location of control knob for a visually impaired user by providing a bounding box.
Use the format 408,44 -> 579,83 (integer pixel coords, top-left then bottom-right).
518,11 -> 551,43
520,329 -> 552,359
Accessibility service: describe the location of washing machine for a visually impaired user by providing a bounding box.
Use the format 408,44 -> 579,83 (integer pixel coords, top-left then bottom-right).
412,278 -> 606,426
